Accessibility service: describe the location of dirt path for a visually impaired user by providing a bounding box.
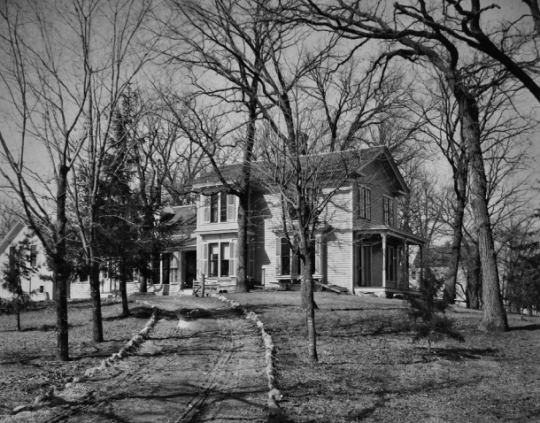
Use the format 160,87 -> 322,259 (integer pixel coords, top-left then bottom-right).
6,296 -> 268,423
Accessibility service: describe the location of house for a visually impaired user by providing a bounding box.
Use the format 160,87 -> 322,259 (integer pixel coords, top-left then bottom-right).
1,147 -> 426,300
70,204 -> 198,298
0,222 -> 54,301
0,205 -> 197,301
183,147 -> 426,296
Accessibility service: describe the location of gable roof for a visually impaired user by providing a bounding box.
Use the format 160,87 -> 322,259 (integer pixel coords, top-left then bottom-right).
0,221 -> 26,256
192,147 -> 410,194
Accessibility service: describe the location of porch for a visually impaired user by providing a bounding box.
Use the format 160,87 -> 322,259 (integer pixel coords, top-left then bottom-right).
353,227 -> 426,297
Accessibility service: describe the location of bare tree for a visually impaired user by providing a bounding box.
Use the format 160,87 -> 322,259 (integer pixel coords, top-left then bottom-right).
67,1 -> 155,342
0,198 -> 23,240
256,123 -> 370,363
282,0 -> 510,331
0,0 -> 92,360
0,0 -> 154,358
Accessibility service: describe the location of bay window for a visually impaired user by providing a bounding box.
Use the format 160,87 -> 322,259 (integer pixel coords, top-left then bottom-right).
203,240 -> 236,278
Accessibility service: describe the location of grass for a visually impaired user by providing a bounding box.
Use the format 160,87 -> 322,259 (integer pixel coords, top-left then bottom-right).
227,291 -> 540,423
0,299 -> 154,414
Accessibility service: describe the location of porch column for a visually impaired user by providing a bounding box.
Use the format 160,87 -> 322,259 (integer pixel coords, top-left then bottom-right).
419,244 -> 424,290
382,233 -> 387,289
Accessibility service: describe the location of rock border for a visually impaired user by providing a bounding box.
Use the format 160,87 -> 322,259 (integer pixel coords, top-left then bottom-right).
211,294 -> 285,420
11,302 -> 159,415
83,303 -> 159,378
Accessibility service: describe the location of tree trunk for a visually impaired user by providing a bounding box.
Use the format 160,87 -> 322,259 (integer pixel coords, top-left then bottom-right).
139,267 -> 148,293
235,95 -> 257,293
236,193 -> 249,293
459,95 -> 508,331
16,300 -> 21,331
466,247 -> 482,310
120,261 -> 130,316
55,166 -> 70,361
299,231 -> 318,364
444,157 -> 468,304
89,257 -> 104,342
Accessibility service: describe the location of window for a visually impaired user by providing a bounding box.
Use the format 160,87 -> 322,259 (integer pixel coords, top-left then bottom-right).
383,197 -> 394,226
9,246 -> 16,266
204,241 -> 236,278
220,243 -> 230,276
30,245 -> 37,267
386,246 -> 396,282
170,254 -> 179,283
276,237 -> 300,277
202,194 -> 237,223
358,187 -> 371,220
209,243 -> 219,277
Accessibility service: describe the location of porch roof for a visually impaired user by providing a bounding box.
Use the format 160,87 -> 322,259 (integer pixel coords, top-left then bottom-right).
355,225 -> 427,245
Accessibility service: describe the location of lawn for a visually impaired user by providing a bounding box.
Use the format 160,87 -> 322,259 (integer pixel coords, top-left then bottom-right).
227,291 -> 540,423
0,299 -> 155,415
1,292 -> 539,422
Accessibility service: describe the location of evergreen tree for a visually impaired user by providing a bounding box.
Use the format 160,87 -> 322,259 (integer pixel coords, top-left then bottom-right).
1,236 -> 36,330
407,267 -> 464,354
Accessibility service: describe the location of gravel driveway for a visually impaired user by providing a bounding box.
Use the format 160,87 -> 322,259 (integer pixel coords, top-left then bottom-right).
6,296 -> 268,423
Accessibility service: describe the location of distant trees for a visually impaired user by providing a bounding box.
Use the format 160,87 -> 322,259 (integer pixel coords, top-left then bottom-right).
501,217 -> 540,317
283,0 -> 515,331
0,0 -> 154,359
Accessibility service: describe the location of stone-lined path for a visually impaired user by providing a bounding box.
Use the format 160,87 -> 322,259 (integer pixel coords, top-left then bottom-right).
11,296 -> 268,423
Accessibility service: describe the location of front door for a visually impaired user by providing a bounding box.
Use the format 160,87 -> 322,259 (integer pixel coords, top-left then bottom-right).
185,251 -> 196,288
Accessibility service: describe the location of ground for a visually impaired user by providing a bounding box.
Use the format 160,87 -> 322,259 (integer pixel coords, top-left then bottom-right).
1,292 -> 540,422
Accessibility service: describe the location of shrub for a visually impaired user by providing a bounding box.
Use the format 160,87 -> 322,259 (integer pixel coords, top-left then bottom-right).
407,267 -> 464,353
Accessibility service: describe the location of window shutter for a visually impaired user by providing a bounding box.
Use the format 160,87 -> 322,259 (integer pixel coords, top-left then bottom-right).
390,199 -> 394,227
230,240 -> 237,277
383,198 -> 388,225
359,187 -> 365,219
353,182 -> 359,220
366,189 -> 371,221
275,237 -> 282,276
201,242 -> 208,277
202,195 -> 210,223
227,195 -> 237,222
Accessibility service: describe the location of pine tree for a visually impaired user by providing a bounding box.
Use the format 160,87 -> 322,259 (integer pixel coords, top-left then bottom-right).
1,236 -> 36,330
407,267 -> 464,354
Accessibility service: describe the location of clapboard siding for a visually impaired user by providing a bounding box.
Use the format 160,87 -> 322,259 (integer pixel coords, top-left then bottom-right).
353,160 -> 399,229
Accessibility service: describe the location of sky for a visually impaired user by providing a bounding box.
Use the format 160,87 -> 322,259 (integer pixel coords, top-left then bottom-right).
0,0 -> 539,219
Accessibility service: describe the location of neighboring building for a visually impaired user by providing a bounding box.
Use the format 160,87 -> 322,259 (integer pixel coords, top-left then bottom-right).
0,205 -> 197,301
0,222 -> 54,301
189,147 -> 426,296
412,245 -> 469,306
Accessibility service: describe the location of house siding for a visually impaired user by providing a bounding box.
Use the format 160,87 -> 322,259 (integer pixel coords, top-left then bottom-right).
353,160 -> 399,229
322,183 -> 354,290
